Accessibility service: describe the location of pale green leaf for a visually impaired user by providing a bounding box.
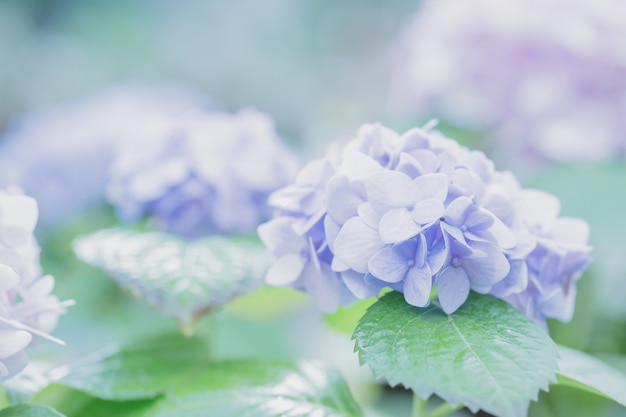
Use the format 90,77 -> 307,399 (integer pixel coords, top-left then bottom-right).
57,333 -> 211,400
0,404 -> 66,417
353,292 -> 558,417
53,332 -> 363,417
64,360 -> 363,417
137,359 -> 364,417
50,364 -> 363,417
555,345 -> 626,407
73,228 -> 269,328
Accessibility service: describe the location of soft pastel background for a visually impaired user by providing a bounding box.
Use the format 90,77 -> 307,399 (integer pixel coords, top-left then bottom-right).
1,1 -> 625,416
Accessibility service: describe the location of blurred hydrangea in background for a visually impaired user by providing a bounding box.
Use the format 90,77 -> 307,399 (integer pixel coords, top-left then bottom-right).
392,0 -> 626,167
106,107 -> 299,238
259,122 -> 592,326
0,189 -> 68,380
0,83 -> 212,228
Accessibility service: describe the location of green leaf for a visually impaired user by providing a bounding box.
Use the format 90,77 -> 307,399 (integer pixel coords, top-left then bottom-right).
555,345 -> 626,407
49,338 -> 361,416
52,333 -> 363,417
61,397 -> 156,417
353,292 -> 558,417
59,362 -> 363,417
0,387 -> 8,409
325,299 -> 378,335
57,333 -> 211,400
0,404 -> 66,417
139,359 -> 363,417
73,228 -> 270,329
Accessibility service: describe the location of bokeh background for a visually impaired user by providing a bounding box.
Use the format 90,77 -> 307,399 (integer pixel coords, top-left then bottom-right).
1,1 -> 625,416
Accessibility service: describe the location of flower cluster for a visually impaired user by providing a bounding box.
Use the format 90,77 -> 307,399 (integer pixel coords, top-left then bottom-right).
391,0 -> 626,163
0,189 -> 69,380
259,123 -> 591,325
106,108 -> 299,238
0,83 -> 212,227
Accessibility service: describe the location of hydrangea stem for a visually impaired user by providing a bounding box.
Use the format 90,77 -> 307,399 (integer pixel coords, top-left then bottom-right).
412,393 -> 427,417
412,393 -> 464,417
426,402 -> 464,417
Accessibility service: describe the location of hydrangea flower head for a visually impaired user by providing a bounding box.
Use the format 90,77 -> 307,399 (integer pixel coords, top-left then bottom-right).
0,83 -> 212,227
392,0 -> 626,163
259,122 -> 591,326
0,189 -> 69,380
106,108 -> 299,238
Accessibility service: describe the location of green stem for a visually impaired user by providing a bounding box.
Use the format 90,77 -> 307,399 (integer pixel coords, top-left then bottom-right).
412,393 -> 427,417
426,402 -> 464,417
411,394 -> 465,417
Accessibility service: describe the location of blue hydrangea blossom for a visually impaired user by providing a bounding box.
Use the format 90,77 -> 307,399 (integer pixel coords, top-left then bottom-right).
0,189 -> 70,380
106,108 -> 299,238
259,123 -> 591,325
0,83 -> 212,227
391,0 -> 626,164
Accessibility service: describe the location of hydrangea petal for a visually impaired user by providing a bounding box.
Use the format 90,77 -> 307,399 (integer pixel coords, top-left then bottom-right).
520,189 -> 561,233
0,330 -> 32,359
257,217 -> 305,255
365,170 -> 414,213
403,266 -> 432,307
357,203 -> 380,229
485,216 -> 517,249
393,238 -> 419,261
0,195 -> 38,232
302,262 -> 340,313
0,351 -> 28,379
333,217 -> 385,273
464,243 -> 511,292
441,223 -> 467,246
265,254 -> 305,286
410,199 -> 445,225
437,267 -> 470,314
342,270 -> 378,299
339,151 -> 383,181
368,246 -> 408,283
410,173 -> 449,202
490,260 -> 528,298
550,217 -> 590,246
379,208 -> 422,244
0,264 -> 20,292
444,196 -> 473,226
326,175 -> 364,224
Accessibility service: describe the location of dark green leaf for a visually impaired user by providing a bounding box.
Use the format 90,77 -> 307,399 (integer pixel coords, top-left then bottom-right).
73,228 -> 270,329
353,292 -> 558,417
0,404 -> 66,417
555,345 -> 626,407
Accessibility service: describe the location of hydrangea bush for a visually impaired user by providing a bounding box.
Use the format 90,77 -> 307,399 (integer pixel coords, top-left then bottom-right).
0,189 -> 68,380
106,107 -> 299,238
259,122 -> 592,325
392,0 -> 626,163
5,116 -> 625,417
0,83 -> 212,227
